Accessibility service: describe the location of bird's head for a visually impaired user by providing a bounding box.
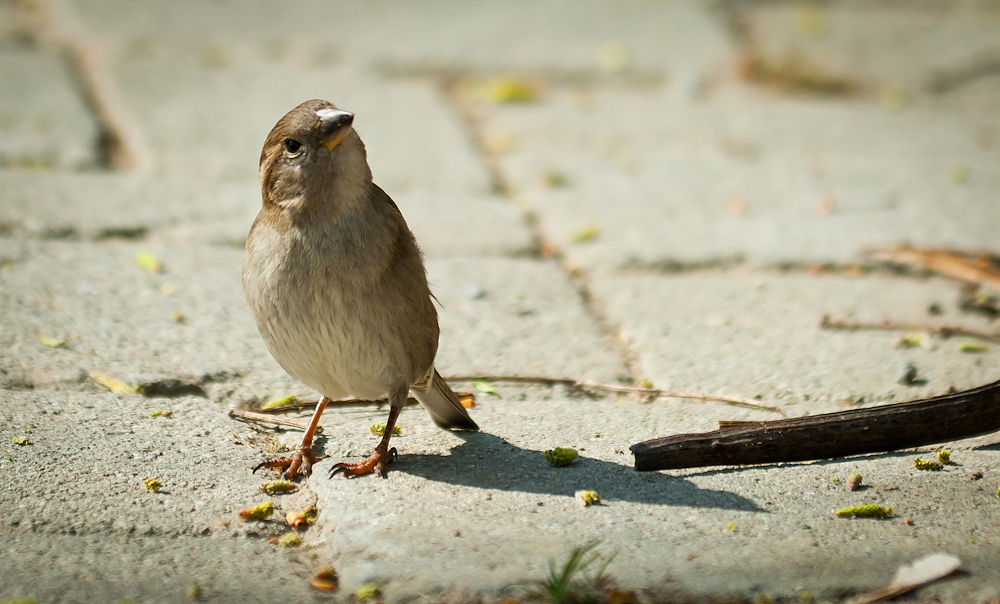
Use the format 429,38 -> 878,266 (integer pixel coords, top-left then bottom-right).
258,99 -> 372,215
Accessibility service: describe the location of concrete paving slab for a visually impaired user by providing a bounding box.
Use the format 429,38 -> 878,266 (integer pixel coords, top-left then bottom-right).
110,61 -> 493,194
394,192 -> 533,258
0,532 -> 324,604
0,239 -> 295,395
2,385 -> 999,602
0,169 -> 531,256
591,266 -> 1000,411
0,241 -> 621,393
741,0 -> 1000,106
303,388 -> 999,601
0,171 -> 257,242
481,87 -> 1000,270
427,257 -> 627,383
0,48 -> 100,170
71,0 -> 733,80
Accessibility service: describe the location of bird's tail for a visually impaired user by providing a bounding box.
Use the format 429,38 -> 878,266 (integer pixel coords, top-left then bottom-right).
411,368 -> 479,431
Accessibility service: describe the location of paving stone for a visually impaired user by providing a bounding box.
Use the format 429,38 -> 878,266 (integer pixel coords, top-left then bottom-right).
71,0 -> 733,79
0,240 -> 287,393
0,528 -> 322,604
740,0 -> 1000,109
482,87 -> 1000,270
309,389 -> 1000,601
111,62 -> 493,192
0,171 -> 257,242
0,242 -> 622,393
0,48 -> 100,169
591,267 -> 1000,412
427,257 -> 627,383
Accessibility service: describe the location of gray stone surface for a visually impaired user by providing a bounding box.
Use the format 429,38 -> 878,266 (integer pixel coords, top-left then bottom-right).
0,244 -> 616,394
0,49 -> 100,170
592,267 -> 1000,408
72,0 -> 732,79
741,0 -> 1000,106
2,0 -> 1000,602
483,87 -> 1000,270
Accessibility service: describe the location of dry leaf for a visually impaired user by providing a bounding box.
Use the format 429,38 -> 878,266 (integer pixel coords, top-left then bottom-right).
852,553 -> 960,604
134,251 -> 163,274
310,566 -> 338,592
816,195 -> 836,215
260,394 -> 299,410
91,373 -> 142,395
473,381 -> 499,396
727,196 -> 748,215
38,335 -> 65,348
485,76 -> 540,104
570,223 -> 600,243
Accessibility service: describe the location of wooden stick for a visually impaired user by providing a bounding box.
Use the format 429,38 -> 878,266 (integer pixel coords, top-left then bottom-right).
446,375 -> 784,415
228,409 -> 323,433
631,378 -> 1000,471
820,315 -> 1000,342
250,376 -> 783,415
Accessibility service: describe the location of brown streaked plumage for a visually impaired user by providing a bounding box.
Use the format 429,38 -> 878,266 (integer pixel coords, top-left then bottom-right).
243,99 -> 477,479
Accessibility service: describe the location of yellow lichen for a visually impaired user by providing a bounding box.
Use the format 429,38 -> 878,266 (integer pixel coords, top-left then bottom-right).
369,422 -> 401,436
575,490 -> 601,507
259,479 -> 298,495
354,583 -> 380,601
485,76 -> 540,104
834,504 -> 893,518
544,447 -> 578,467
143,478 -> 162,493
277,531 -> 302,548
914,457 -> 944,471
238,500 -> 274,521
133,250 -> 163,274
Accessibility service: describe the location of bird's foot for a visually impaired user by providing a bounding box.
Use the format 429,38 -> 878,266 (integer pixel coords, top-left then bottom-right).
330,447 -> 397,479
253,445 -> 324,480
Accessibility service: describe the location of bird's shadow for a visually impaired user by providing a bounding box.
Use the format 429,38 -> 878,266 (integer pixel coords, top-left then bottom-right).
385,431 -> 763,512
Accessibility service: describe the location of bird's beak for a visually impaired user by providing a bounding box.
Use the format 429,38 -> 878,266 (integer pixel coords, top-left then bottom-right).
316,109 -> 355,150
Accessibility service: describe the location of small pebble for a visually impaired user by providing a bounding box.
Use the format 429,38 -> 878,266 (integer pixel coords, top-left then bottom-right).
895,362 -> 919,386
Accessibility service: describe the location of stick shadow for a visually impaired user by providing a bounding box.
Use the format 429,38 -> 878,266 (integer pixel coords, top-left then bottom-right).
391,431 -> 763,512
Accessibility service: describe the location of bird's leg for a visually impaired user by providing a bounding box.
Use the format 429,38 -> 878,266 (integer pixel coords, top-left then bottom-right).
253,397 -> 329,480
330,384 -> 406,479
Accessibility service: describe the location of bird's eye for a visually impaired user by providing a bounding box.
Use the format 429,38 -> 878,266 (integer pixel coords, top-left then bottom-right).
283,139 -> 302,155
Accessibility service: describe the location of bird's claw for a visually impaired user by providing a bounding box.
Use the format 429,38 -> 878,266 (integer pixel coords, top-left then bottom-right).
330,447 -> 397,479
253,446 -> 324,480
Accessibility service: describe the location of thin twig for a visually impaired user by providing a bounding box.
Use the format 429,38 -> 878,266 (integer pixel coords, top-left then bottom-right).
447,375 -> 784,415
820,314 -> 1000,342
246,376 -> 784,416
864,244 -> 1000,292
228,409 -> 323,433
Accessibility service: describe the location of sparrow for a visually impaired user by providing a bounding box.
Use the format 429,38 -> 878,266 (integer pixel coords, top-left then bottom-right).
242,99 -> 478,479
